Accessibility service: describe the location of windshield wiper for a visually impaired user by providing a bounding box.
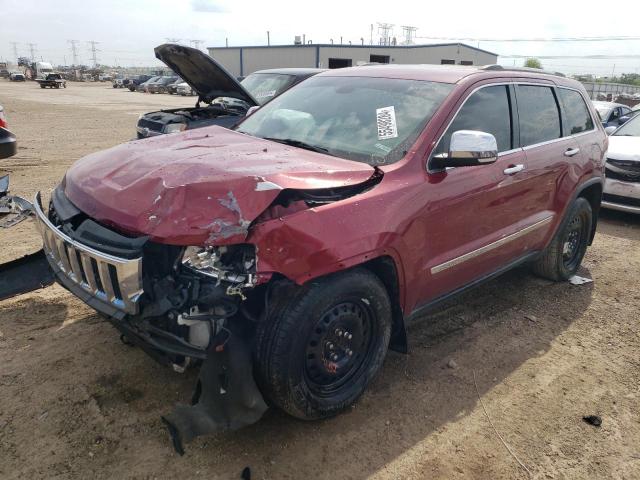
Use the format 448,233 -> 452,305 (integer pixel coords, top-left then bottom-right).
263,137 -> 331,155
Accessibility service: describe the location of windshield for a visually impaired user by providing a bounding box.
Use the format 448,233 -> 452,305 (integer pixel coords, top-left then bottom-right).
237,76 -> 453,165
240,73 -> 296,105
593,103 -> 611,119
613,113 -> 640,136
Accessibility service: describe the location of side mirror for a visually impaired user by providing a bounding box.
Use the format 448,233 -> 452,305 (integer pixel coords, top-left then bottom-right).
604,126 -> 617,135
0,128 -> 17,160
432,130 -> 498,170
246,105 -> 260,117
618,115 -> 630,125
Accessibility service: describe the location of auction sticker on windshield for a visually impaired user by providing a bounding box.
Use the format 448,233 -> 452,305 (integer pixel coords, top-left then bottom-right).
376,106 -> 398,140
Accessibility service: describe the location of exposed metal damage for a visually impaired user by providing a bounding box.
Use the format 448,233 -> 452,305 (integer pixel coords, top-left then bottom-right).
14,116 -> 394,453
0,175 -> 35,228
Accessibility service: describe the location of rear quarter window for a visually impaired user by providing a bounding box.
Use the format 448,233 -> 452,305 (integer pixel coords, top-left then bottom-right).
516,85 -> 561,146
558,88 -> 594,135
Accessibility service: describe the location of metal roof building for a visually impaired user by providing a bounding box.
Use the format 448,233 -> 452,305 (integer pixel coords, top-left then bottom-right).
207,43 -> 498,78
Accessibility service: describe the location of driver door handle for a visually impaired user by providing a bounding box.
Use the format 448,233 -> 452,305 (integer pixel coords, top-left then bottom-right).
503,164 -> 525,175
564,148 -> 580,157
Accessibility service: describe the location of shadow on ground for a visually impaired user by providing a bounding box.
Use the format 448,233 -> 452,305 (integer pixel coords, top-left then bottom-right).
0,263 -> 595,480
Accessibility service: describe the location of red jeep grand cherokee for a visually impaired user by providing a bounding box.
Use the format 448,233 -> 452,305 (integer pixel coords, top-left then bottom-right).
34,64 -> 606,451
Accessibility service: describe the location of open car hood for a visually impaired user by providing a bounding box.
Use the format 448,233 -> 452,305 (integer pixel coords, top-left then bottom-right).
64,127 -> 377,246
154,43 -> 258,106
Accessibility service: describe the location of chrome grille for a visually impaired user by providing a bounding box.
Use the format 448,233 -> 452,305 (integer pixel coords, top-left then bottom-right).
34,192 -> 143,314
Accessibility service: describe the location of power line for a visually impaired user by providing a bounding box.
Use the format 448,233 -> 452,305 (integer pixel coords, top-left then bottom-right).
27,43 -> 37,61
416,35 -> 640,43
87,40 -> 100,67
377,23 -> 395,46
501,54 -> 640,59
189,39 -> 205,50
400,26 -> 417,45
67,39 -> 80,65
10,42 -> 19,62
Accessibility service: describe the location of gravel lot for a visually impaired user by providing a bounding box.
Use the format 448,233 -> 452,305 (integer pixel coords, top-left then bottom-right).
0,80 -> 639,480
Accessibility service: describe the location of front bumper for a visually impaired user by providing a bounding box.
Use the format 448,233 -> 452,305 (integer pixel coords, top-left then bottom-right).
602,178 -> 640,214
33,192 -> 144,314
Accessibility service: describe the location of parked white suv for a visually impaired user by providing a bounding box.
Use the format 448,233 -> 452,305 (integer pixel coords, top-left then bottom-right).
603,112 -> 640,213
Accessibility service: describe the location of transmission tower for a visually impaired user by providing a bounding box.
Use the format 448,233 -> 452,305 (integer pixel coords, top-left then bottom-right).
377,23 -> 394,46
87,41 -> 100,67
189,39 -> 205,50
10,42 -> 19,62
400,26 -> 418,45
67,40 -> 80,65
165,38 -> 181,44
27,43 -> 37,61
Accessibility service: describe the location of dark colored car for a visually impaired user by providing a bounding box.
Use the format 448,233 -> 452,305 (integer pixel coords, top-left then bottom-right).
0,69 -> 9,79
36,73 -> 66,89
126,75 -> 154,92
166,77 -> 184,95
146,75 -> 179,94
136,44 -> 323,138
34,64 -> 606,451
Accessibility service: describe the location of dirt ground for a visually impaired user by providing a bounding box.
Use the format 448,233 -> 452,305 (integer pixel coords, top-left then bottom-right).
0,80 -> 639,480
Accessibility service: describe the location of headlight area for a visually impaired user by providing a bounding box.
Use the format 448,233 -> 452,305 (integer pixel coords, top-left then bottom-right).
181,244 -> 257,297
163,122 -> 187,134
133,243 -> 259,371
156,243 -> 270,452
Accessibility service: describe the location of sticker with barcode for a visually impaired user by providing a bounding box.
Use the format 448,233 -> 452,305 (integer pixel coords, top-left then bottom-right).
376,106 -> 398,140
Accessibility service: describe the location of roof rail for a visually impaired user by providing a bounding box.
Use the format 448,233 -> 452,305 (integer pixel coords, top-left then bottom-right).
481,64 -> 566,78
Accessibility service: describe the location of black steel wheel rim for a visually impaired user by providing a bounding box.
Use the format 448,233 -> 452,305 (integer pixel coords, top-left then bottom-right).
303,300 -> 377,397
562,214 -> 584,269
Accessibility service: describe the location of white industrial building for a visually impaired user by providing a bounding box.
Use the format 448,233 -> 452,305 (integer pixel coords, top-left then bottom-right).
207,43 -> 498,77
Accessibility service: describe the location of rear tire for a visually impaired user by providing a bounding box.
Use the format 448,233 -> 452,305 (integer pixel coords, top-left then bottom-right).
254,269 -> 392,420
532,197 -> 592,281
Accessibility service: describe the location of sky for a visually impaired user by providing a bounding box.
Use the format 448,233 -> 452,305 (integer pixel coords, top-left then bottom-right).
1,0 -> 639,76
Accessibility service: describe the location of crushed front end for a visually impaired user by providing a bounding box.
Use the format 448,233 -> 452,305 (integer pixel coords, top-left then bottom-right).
33,186 -> 268,453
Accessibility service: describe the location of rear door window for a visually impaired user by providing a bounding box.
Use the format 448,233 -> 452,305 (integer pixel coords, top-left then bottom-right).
434,85 -> 512,155
516,85 -> 561,146
558,88 -> 594,135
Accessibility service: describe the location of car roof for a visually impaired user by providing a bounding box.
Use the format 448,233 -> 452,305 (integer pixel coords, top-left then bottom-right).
314,64 -> 584,88
592,101 -> 626,108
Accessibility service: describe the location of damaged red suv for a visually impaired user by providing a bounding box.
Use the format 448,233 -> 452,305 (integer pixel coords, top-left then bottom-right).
34,64 -> 606,452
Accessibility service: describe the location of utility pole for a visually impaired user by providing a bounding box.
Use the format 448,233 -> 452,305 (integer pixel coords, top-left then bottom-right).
377,23 -> 394,46
87,41 -> 100,67
267,31 -> 270,46
189,39 -> 204,50
27,43 -> 37,61
400,26 -> 417,45
10,42 -> 19,63
67,39 -> 80,66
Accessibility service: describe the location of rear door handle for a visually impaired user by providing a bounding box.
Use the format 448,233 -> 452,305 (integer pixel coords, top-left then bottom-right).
503,164 -> 525,175
564,148 -> 580,157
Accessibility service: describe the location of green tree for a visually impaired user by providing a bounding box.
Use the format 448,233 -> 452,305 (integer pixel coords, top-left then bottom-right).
524,58 -> 542,69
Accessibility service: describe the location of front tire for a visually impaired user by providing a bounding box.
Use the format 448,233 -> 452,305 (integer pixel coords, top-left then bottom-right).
532,197 -> 592,281
254,269 -> 392,420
